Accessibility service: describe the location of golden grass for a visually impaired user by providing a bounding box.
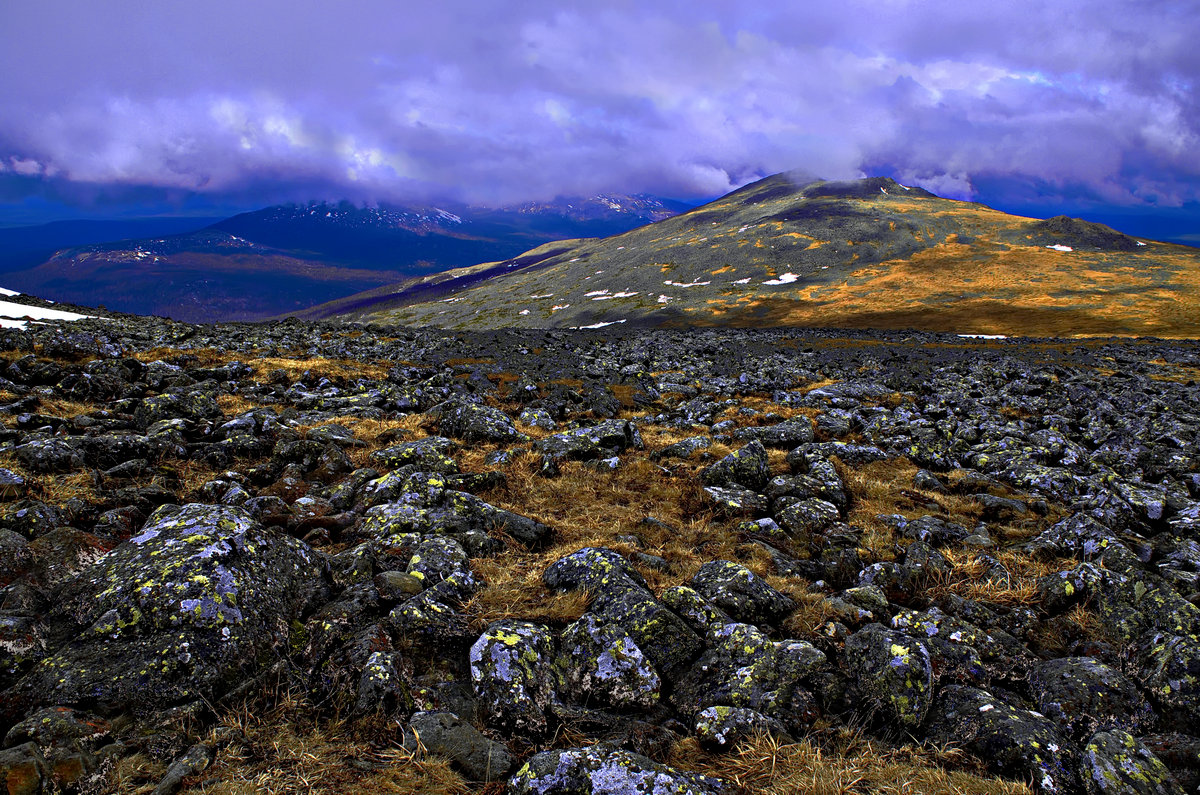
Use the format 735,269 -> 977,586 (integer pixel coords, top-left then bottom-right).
108,691 -> 471,795
669,731 -> 1033,795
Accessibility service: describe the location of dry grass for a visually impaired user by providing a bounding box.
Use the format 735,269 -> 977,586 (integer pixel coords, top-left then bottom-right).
669,731 -> 1033,795
925,548 -> 1068,608
463,449 -> 750,628
108,691 -> 471,795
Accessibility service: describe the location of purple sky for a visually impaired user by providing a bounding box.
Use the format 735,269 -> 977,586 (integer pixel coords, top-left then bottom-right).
1,1 -> 1198,226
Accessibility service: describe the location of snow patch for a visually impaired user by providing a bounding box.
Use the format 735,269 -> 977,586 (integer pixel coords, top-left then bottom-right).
763,272 -> 800,286
732,278 -> 751,285
657,294 -> 673,304
1045,244 -> 1073,252
550,304 -> 570,312
518,309 -> 530,316
584,290 -> 610,297
0,287 -> 20,297
576,319 -> 627,329
0,299 -> 96,329
664,280 -> 710,288
1136,241 -> 1147,246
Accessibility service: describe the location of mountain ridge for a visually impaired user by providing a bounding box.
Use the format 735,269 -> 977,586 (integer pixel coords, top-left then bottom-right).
341,174 -> 1200,338
1,195 -> 685,322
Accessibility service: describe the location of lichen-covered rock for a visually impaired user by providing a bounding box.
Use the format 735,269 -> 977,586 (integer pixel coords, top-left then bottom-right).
700,440 -> 770,491
591,583 -> 704,682
689,560 -> 794,625
1080,729 -> 1186,795
695,705 -> 791,750
673,622 -> 823,732
436,399 -> 528,444
534,420 -> 643,462
1138,633 -> 1200,728
353,650 -> 411,717
702,484 -> 769,515
775,498 -> 840,538
557,613 -> 660,710
470,620 -> 556,734
659,585 -> 731,636
1029,657 -> 1155,741
733,419 -> 814,448
543,547 -> 647,593
927,685 -> 1078,793
401,710 -> 514,782
844,624 -> 933,730
134,391 -> 221,429
1098,572 -> 1200,644
508,744 -> 727,795
1037,562 -> 1104,614
370,435 -> 459,473
3,503 -> 325,717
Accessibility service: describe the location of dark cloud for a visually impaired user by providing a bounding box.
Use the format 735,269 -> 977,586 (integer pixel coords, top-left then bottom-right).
1,0 -> 1197,212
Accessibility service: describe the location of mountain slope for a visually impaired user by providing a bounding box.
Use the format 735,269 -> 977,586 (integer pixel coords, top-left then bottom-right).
352,174 -> 1200,337
3,196 -> 683,322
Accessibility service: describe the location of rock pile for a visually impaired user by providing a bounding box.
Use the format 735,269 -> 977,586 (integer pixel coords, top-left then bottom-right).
0,317 -> 1197,793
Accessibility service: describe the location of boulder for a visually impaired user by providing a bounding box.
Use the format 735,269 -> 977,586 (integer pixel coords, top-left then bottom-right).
509,745 -> 727,795
844,624 -> 933,730
3,503 -> 325,717
556,613 -> 660,710
469,620 -> 556,734
689,560 -> 794,625
927,685 -> 1078,793
400,710 -> 514,782
1080,729 -> 1185,795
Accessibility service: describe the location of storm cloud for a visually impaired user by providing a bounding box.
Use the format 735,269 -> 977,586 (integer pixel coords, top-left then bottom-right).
1,0 -> 1197,211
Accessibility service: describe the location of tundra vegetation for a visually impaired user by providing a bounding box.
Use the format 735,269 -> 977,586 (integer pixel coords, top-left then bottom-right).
0,315 -> 1197,794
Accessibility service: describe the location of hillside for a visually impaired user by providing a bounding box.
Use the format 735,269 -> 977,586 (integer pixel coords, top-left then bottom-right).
350,174 -> 1200,337
2,196 -> 683,322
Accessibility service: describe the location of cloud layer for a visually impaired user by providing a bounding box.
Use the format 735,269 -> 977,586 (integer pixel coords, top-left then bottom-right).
1,1 -> 1197,210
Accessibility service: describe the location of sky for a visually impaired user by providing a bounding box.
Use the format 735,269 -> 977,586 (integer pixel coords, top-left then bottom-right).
1,0 -> 1198,239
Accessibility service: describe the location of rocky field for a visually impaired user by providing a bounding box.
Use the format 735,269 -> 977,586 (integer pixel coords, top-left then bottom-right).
0,316 -> 1198,794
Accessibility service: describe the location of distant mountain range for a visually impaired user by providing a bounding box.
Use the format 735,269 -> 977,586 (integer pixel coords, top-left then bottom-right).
327,174 -> 1200,338
0,196 -> 688,322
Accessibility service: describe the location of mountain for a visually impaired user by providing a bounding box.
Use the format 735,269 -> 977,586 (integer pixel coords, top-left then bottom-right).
0,217 -> 221,273
342,174 -> 1200,337
2,196 -> 685,323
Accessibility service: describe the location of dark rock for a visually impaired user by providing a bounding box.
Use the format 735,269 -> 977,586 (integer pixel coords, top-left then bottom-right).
1080,729 -> 1186,795
844,623 -> 933,729
927,685 -> 1078,793
470,620 -> 555,734
4,503 -> 325,717
436,399 -> 527,444
1029,657 -> 1156,741
401,710 -> 514,782
689,560 -> 794,625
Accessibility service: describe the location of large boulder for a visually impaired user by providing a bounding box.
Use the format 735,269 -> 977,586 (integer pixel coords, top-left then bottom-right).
470,620 -> 556,735
927,685 -> 1078,793
1080,729 -> 1186,795
844,624 -> 933,730
689,561 -> 794,625
435,400 -> 527,444
1029,657 -> 1156,741
509,744 -> 727,795
556,613 -> 660,711
2,503 -> 325,718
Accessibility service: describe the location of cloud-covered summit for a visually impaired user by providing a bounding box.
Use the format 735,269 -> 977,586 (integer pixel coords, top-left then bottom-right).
1,1 -> 1197,213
